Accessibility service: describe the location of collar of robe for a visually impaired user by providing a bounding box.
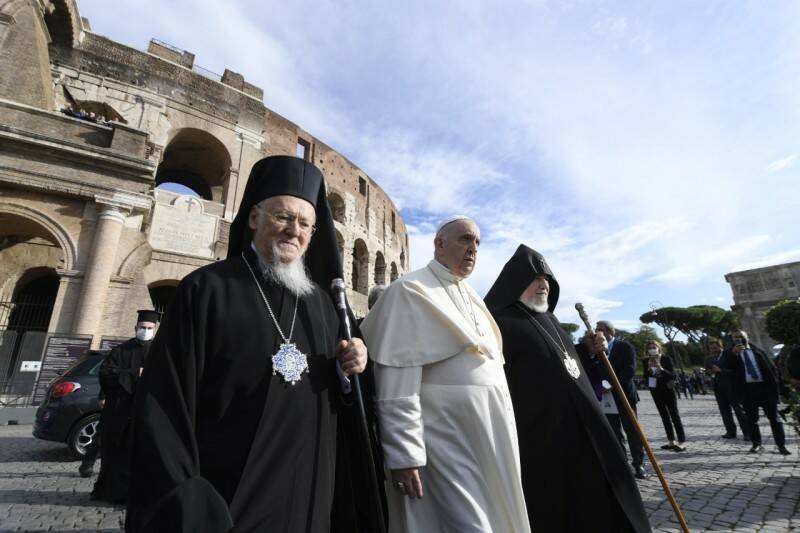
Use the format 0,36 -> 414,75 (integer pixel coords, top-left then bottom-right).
360,261 -> 504,368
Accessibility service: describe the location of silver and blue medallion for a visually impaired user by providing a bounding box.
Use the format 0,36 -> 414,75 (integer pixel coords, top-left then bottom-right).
272,342 -> 309,385
564,355 -> 581,379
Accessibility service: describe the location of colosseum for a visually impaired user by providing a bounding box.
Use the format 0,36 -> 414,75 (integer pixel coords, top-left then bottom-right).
0,0 -> 408,399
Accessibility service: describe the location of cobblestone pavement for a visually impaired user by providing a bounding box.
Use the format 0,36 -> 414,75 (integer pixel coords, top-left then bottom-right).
637,394 -> 799,532
0,394 -> 797,531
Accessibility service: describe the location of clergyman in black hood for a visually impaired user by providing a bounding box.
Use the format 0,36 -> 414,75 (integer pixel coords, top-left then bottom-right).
89,309 -> 160,502
485,244 -> 651,532
126,155 -> 384,533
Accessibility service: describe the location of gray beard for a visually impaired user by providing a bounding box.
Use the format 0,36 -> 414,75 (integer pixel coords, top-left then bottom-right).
261,243 -> 315,297
519,297 -> 548,313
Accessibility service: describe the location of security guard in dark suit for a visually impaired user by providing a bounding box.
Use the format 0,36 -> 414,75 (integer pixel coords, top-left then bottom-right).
724,330 -> 790,455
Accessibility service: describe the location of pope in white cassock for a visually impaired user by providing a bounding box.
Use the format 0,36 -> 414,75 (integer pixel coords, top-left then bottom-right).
360,216 -> 531,533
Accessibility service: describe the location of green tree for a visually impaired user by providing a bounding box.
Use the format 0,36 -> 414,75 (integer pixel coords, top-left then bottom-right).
559,322 -> 580,343
615,325 -> 661,355
765,299 -> 800,345
616,325 -> 663,377
640,305 -> 740,344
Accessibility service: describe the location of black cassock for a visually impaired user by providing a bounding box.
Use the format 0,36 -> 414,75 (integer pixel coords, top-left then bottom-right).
126,250 -> 381,532
94,337 -> 149,503
493,304 -> 651,533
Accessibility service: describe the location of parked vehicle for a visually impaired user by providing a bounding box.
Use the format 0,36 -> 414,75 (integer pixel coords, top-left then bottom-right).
33,351 -> 107,458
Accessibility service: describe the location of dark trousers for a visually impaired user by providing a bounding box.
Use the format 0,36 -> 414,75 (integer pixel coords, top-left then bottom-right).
606,406 -> 644,467
743,383 -> 785,447
651,390 -> 685,443
714,384 -> 748,437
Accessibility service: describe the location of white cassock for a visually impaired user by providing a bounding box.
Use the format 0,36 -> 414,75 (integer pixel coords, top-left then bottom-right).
361,259 -> 530,533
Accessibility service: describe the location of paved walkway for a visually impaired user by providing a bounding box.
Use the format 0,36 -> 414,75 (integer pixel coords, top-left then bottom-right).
0,394 -> 797,531
637,393 -> 799,532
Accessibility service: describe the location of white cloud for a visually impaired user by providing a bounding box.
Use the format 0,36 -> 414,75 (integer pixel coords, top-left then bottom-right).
592,16 -> 629,37
652,235 -> 771,283
766,154 -> 798,173
731,248 -> 800,272
77,0 -> 800,330
354,129 -> 508,213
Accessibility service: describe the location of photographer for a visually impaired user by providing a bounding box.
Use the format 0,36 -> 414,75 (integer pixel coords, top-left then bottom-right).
723,330 -> 790,455
644,341 -> 686,452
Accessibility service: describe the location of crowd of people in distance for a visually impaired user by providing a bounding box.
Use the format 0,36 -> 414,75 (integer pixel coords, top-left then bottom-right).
77,155 -> 796,533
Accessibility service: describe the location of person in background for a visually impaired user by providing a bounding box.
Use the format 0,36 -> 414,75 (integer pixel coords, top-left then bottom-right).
705,338 -> 749,440
595,320 -> 647,480
724,330 -> 790,455
91,310 -> 160,503
644,340 -> 686,452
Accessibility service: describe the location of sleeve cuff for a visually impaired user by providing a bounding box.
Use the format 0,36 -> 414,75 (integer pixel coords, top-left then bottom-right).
375,395 -> 426,470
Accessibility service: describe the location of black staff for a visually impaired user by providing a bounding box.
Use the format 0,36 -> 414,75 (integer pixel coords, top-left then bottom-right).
332,279 -> 387,533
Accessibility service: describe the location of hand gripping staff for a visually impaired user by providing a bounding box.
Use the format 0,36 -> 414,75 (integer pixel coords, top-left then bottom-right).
331,279 -> 387,533
575,303 -> 689,533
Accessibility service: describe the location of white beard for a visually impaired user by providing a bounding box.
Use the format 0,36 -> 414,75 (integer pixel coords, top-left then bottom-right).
519,296 -> 549,313
262,243 -> 315,297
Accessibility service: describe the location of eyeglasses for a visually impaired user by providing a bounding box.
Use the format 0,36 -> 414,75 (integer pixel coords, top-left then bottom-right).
257,207 -> 317,236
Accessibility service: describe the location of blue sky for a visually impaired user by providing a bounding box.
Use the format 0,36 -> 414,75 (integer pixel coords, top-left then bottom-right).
79,0 -> 800,332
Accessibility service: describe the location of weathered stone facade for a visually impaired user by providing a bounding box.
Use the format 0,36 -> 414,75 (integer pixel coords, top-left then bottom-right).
725,261 -> 800,350
0,0 -> 408,355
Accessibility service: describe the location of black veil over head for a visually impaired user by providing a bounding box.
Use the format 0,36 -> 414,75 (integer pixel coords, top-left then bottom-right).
227,155 -> 344,296
484,244 -> 561,313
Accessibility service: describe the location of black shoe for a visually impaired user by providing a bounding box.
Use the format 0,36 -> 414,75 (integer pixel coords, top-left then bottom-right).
673,443 -> 687,452
661,444 -> 676,450
722,433 -> 737,439
749,445 -> 764,454
634,465 -> 647,480
78,464 -> 94,478
777,446 -> 792,456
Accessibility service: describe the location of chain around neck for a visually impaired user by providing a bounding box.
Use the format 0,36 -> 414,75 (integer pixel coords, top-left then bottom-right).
242,252 -> 298,343
517,303 -> 568,357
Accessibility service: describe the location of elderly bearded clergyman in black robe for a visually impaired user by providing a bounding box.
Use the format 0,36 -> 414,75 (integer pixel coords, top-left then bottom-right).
126,156 -> 384,532
485,245 -> 651,533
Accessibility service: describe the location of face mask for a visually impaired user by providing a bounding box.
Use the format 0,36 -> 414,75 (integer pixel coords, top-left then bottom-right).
136,328 -> 155,341
647,348 -> 659,356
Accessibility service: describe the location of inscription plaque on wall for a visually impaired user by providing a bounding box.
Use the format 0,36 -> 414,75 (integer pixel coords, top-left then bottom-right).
100,336 -> 128,350
32,334 -> 93,405
148,195 -> 218,258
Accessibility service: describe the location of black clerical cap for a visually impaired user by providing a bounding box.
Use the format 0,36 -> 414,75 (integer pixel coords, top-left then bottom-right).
136,309 -> 161,323
227,155 -> 344,296
484,244 -> 561,313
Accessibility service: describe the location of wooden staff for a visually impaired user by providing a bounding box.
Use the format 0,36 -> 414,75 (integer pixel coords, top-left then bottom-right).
576,303 -> 689,533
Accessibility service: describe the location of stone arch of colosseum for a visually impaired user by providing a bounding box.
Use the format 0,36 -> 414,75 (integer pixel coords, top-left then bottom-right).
0,205 -> 74,337
352,239 -> 369,295
328,192 -> 346,224
156,128 -> 233,203
43,0 -> 83,48
142,261 -> 197,288
374,252 -> 386,285
117,242 -> 153,280
147,279 -> 180,316
0,203 -> 77,272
